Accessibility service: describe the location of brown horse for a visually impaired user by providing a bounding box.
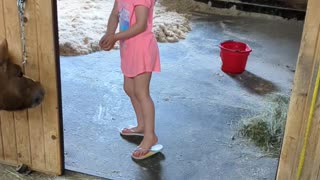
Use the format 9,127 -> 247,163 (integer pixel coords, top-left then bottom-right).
0,39 -> 45,111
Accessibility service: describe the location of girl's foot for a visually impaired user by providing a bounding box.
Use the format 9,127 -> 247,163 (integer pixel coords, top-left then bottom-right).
122,126 -> 144,133
132,134 -> 158,158
121,126 -> 144,136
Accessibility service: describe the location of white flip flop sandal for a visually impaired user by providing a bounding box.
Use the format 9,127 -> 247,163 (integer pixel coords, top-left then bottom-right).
132,144 -> 163,160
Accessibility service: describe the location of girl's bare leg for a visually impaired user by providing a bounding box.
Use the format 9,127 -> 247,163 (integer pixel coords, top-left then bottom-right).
132,72 -> 158,157
122,76 -> 144,133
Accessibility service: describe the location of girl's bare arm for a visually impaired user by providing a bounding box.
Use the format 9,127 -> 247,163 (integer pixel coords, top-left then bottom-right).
106,0 -> 119,35
101,4 -> 149,50
114,6 -> 149,40
99,0 -> 118,48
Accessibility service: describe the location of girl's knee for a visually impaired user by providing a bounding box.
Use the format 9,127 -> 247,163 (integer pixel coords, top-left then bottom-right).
123,84 -> 134,97
133,89 -> 149,101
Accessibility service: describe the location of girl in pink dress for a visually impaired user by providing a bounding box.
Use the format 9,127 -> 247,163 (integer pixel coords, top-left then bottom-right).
99,0 -> 162,160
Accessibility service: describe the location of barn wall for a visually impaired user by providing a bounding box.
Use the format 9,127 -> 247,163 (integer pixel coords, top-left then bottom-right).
0,0 -> 62,175
277,0 -> 307,8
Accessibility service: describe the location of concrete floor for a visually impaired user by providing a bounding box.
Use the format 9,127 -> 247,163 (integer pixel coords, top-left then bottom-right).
59,14 -> 303,180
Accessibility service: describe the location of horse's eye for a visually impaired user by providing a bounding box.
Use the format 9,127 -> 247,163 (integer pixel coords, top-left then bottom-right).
18,71 -> 23,77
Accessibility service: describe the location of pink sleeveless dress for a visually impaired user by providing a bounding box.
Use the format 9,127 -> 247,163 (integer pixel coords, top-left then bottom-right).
117,0 -> 161,78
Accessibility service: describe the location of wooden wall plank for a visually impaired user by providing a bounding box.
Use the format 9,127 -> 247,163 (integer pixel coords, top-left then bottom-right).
2,0 -> 21,63
15,111 -> 31,165
306,100 -> 320,178
0,0 -> 5,39
0,0 -> 6,161
0,113 -> 17,164
0,118 -> 4,161
35,0 -> 62,174
2,0 -> 31,167
0,0 -> 18,165
24,0 -> 46,170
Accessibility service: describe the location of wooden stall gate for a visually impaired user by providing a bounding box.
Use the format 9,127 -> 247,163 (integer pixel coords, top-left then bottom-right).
0,0 -> 62,175
277,0 -> 320,178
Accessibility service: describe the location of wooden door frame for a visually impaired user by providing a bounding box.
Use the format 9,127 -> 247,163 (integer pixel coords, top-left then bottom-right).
51,0 -> 320,178
52,0 -> 65,174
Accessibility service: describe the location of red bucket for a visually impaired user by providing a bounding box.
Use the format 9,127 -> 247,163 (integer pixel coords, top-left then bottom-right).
219,40 -> 252,74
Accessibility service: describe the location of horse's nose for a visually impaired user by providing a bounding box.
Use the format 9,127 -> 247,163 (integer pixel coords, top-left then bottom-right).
31,85 -> 45,107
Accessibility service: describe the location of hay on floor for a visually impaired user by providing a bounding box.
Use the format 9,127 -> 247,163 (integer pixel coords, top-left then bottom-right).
238,93 -> 290,156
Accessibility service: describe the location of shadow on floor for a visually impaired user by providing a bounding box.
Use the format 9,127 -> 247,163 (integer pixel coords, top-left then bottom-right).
120,135 -> 144,145
121,135 -> 166,180
132,154 -> 166,180
227,71 -> 278,95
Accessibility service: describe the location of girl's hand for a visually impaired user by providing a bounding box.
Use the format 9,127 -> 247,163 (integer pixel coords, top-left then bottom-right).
99,33 -> 117,51
99,33 -> 108,48
104,34 -> 117,51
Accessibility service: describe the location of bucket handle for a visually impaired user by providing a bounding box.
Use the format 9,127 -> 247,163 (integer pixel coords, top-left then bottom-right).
217,40 -> 240,52
215,40 -> 234,46
218,40 -> 252,53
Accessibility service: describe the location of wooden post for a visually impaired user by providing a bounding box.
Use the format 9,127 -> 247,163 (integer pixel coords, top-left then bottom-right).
277,0 -> 320,178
